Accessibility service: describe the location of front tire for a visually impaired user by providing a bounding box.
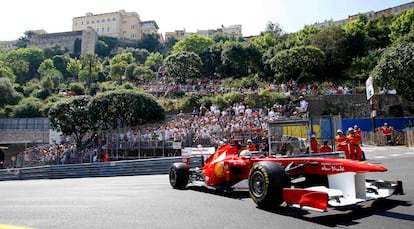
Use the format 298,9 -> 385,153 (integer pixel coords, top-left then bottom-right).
169,162 -> 189,189
248,162 -> 288,209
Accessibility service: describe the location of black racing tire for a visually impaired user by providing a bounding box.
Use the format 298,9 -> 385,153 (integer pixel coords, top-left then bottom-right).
248,161 -> 289,209
169,162 -> 189,189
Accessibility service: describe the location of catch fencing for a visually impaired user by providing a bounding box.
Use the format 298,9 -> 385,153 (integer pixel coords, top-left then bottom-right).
0,156 -> 203,181
361,128 -> 414,147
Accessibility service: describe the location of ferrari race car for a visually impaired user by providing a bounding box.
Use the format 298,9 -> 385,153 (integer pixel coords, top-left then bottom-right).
169,143 -> 404,212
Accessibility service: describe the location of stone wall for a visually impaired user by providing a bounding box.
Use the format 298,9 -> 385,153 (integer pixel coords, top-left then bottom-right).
0,130 -> 49,144
28,27 -> 97,55
81,28 -> 98,54
308,94 -> 414,118
29,31 -> 83,53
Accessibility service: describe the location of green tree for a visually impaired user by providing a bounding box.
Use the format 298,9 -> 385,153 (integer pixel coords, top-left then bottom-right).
131,48 -> 150,65
344,16 -> 369,58
371,33 -> 414,101
137,33 -> 163,53
95,40 -> 111,57
125,63 -> 137,81
164,51 -> 202,83
0,61 -> 16,83
78,64 -> 102,86
133,65 -> 156,82
172,34 -> 214,56
22,79 -> 41,97
41,69 -> 63,93
211,33 -> 232,43
311,26 -> 348,80
38,58 -> 55,75
48,96 -> 94,148
4,47 -> 44,84
145,52 -> 164,71
366,15 -> 393,50
11,97 -> 43,118
295,25 -> 320,46
269,46 -> 325,83
389,9 -> 414,42
164,37 -> 178,55
69,82 -> 85,95
0,78 -> 22,107
263,21 -> 284,40
66,58 -> 82,81
43,44 -> 67,59
52,54 -> 71,81
345,50 -> 382,81
81,52 -> 100,87
15,30 -> 35,49
201,42 -> 224,78
221,41 -> 262,78
89,90 -> 165,130
250,33 -> 276,53
109,52 -> 135,84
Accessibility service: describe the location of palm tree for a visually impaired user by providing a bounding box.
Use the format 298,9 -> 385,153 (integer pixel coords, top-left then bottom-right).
16,30 -> 36,48
81,53 -> 99,87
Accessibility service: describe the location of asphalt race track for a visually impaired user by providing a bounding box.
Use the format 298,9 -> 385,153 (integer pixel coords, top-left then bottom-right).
0,145 -> 413,229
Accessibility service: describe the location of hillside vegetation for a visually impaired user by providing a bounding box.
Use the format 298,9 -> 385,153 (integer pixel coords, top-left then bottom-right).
0,12 -> 413,122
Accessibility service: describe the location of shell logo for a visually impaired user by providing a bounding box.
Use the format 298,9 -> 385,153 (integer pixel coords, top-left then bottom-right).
214,162 -> 224,177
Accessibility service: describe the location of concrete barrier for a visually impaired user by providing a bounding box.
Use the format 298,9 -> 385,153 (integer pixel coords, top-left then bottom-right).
0,156 -> 203,181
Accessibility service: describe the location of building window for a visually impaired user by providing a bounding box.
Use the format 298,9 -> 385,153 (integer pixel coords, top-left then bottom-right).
107,27 -> 110,32
97,19 -> 100,23
101,28 -> 104,32
113,17 -> 116,21
87,21 -> 89,25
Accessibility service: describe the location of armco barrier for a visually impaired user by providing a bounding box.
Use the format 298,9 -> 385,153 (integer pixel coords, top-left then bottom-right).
0,156 -> 204,181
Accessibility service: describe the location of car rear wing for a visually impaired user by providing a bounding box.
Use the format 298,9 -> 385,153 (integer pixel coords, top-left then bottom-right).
181,147 -> 216,166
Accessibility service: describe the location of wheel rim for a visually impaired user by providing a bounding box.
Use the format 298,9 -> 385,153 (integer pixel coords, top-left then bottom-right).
251,171 -> 265,197
169,169 -> 176,185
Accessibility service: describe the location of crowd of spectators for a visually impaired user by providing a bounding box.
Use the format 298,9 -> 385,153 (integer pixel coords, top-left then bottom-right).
5,143 -> 100,168
142,77 -> 363,97
12,101 -> 289,168
6,78 -> 367,168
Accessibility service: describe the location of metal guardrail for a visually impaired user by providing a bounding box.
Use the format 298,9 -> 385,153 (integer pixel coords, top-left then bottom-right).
0,156 -> 203,181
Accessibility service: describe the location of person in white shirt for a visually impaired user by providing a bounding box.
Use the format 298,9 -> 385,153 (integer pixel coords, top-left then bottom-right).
296,96 -> 308,113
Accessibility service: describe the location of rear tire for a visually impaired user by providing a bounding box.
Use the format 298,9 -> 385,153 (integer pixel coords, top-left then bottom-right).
169,162 -> 189,189
248,162 -> 288,209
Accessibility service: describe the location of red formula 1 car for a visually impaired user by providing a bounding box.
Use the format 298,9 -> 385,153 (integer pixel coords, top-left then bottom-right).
169,143 -> 403,212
